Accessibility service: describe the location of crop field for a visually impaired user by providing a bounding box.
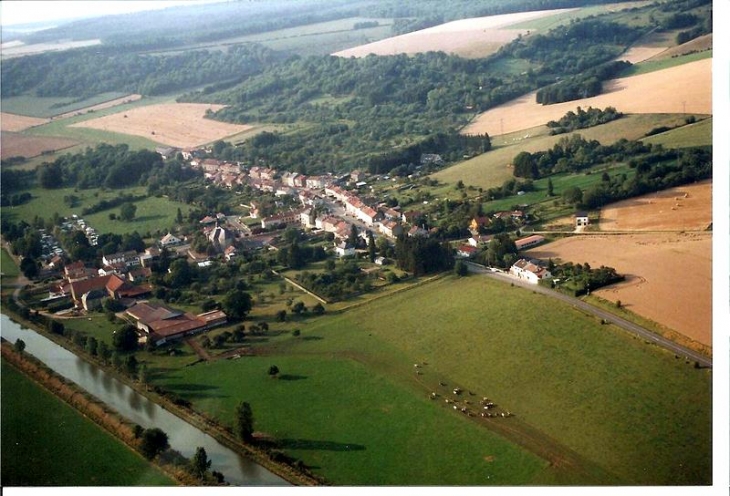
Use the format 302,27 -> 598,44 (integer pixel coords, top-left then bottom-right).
1,360 -> 174,486
154,274 -> 711,485
1,248 -> 19,279
433,113 -> 695,190
461,58 -> 711,137
0,112 -> 50,132
526,232 -> 711,346
70,103 -> 253,148
333,9 -> 576,59
1,132 -> 79,160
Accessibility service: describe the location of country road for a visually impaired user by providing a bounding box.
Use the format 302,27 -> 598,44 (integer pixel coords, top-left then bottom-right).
463,261 -> 712,368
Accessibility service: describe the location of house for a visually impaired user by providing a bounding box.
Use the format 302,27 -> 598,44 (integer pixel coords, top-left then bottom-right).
160,233 -> 182,247
334,241 -> 355,258
102,251 -> 140,269
224,245 -> 238,262
509,259 -> 552,284
125,301 -> 227,346
64,261 -> 95,282
261,210 -> 300,229
457,245 -> 478,258
408,225 -> 429,238
468,234 -> 492,247
575,211 -> 590,227
515,235 -> 545,251
378,219 -> 403,238
155,146 -> 179,160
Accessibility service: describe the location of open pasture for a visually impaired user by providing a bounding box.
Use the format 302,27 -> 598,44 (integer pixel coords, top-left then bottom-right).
333,9 -> 576,59
461,58 -> 711,137
1,360 -> 174,486
154,274 -> 711,485
70,103 -> 253,148
53,94 -> 143,120
0,39 -> 102,59
0,132 -> 79,160
526,231 -> 711,346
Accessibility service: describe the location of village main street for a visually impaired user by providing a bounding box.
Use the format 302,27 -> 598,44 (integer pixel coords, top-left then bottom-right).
463,260 -> 712,368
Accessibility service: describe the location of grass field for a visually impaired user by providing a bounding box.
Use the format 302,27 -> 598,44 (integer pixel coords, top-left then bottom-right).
152,275 -> 711,485
1,247 -> 20,279
1,360 -> 175,486
0,92 -> 130,118
622,50 -> 712,77
0,186 -> 193,238
641,116 -> 712,148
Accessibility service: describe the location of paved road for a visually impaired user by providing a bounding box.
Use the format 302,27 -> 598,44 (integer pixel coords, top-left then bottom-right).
464,261 -> 712,368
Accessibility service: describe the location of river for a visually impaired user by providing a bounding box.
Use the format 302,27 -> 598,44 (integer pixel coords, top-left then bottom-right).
1,313 -> 289,486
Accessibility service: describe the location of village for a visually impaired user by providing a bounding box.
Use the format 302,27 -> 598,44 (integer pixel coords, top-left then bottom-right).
23,146 -> 565,349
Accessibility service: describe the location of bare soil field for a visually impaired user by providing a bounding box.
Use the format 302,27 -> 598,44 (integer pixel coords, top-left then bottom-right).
70,103 -> 253,148
462,58 -> 711,136
1,112 -> 50,132
599,180 -> 712,231
333,9 -> 576,58
1,133 -> 79,160
52,94 -> 142,120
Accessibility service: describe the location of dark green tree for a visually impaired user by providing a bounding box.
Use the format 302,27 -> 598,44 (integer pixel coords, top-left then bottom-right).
454,260 -> 468,277
119,202 -> 137,222
140,428 -> 170,460
222,289 -> 253,321
367,230 -> 376,263
113,325 -> 139,352
190,446 -> 212,478
268,365 -> 280,378
13,338 -> 26,354
235,401 -> 254,442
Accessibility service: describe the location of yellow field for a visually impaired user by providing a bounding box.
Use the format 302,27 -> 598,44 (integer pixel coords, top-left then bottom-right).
69,103 -> 254,148
332,9 -> 576,58
462,58 -> 712,137
1,112 -> 50,132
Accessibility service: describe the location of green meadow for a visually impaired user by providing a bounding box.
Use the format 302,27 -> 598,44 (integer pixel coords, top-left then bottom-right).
1,360 -> 175,486
1,186 -> 193,238
0,92 -> 129,118
153,275 -> 711,485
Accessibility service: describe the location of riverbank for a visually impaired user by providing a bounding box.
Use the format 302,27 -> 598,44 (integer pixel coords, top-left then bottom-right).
0,306 -> 321,486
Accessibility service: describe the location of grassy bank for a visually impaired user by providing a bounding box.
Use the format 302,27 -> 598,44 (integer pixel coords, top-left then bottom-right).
1,357 -> 175,486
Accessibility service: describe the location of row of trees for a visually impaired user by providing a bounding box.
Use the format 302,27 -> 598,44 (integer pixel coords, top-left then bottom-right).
546,106 -> 623,135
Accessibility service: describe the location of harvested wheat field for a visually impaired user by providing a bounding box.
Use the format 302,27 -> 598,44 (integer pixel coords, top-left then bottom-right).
333,9 -> 576,58
616,46 -> 667,64
1,112 -> 50,132
462,58 -> 711,136
70,103 -> 253,148
1,133 -> 79,160
600,180 -> 712,231
526,232 -> 711,346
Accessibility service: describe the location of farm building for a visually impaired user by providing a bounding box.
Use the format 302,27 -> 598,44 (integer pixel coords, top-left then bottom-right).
515,235 -> 545,251
509,259 -> 552,284
125,301 -> 227,345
